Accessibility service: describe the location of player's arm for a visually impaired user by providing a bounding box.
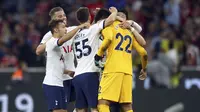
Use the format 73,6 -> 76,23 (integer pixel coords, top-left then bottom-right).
97,27 -> 113,57
36,44 -> 46,55
132,38 -> 148,71
94,27 -> 112,67
95,38 -> 111,68
57,23 -> 90,46
97,39 -> 111,57
64,69 -> 75,77
119,21 -> 146,46
127,20 -> 142,33
36,32 -> 52,55
104,7 -> 118,27
116,16 -> 142,33
130,27 -> 146,46
133,39 -> 148,80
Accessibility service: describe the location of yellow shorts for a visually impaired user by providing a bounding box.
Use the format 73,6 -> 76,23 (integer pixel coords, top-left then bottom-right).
98,73 -> 132,103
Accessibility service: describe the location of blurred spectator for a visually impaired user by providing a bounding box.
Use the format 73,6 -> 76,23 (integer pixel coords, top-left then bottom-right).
86,0 -> 104,22
164,0 -> 180,27
105,0 -> 126,9
27,21 -> 41,50
0,21 -> 11,44
0,42 -> 5,59
16,37 -> 37,67
185,38 -> 200,66
147,58 -> 171,88
11,61 -> 28,83
36,0 -> 51,15
0,0 -> 199,71
0,45 -> 18,67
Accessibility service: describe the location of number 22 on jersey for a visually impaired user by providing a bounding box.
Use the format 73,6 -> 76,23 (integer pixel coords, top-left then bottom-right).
115,33 -> 132,53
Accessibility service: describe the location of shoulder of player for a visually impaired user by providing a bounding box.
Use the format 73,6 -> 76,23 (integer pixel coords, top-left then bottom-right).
43,31 -> 52,38
40,31 -> 52,44
46,37 -> 58,44
91,19 -> 105,27
66,26 -> 77,32
102,25 -> 113,32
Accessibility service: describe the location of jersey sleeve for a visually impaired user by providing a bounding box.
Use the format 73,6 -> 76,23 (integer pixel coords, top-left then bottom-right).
93,20 -> 105,33
132,37 -> 148,69
49,38 -> 60,48
132,21 -> 142,33
101,26 -> 113,40
40,31 -> 52,44
132,38 -> 146,56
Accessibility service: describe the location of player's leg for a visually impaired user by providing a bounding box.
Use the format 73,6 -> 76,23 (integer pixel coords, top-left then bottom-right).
110,102 -> 121,112
63,79 -> 76,112
74,109 -> 87,112
119,74 -> 133,112
80,72 -> 99,112
120,103 -> 133,112
98,99 -> 111,112
70,80 -> 77,112
42,84 -> 67,112
98,73 -> 124,112
53,109 -> 67,112
72,76 -> 88,112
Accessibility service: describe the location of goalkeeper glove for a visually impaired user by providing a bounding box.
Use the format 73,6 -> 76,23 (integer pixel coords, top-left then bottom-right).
94,54 -> 104,69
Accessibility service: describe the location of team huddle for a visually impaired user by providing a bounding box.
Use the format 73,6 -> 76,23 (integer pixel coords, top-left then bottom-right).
36,6 -> 148,112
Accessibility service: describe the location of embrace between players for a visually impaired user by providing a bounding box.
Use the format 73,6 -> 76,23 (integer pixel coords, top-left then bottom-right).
36,6 -> 148,112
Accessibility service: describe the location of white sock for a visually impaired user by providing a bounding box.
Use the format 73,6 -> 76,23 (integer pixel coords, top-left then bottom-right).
73,109 -> 76,112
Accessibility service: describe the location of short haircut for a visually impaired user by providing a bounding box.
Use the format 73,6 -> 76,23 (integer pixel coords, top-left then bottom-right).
49,7 -> 63,18
48,19 -> 64,34
118,9 -> 128,19
94,8 -> 111,23
76,7 -> 90,23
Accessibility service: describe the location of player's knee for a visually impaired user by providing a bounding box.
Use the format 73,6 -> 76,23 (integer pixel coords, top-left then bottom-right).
120,103 -> 132,111
91,108 -> 98,112
98,99 -> 110,105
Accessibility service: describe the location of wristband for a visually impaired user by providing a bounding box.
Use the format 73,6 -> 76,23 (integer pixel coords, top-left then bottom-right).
131,27 -> 135,32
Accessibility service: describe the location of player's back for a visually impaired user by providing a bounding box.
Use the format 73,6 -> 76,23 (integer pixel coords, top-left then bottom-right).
102,21 -> 134,75
73,20 -> 104,76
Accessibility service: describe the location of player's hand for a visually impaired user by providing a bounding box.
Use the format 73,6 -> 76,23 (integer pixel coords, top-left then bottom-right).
64,70 -> 75,77
119,21 -> 131,29
139,69 -> 147,80
93,8 -> 100,15
94,54 -> 104,69
109,7 -> 118,13
116,16 -> 126,22
68,71 -> 75,77
78,23 -> 90,29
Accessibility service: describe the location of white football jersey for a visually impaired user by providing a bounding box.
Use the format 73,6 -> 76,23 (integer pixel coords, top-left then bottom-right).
40,26 -> 77,80
40,31 -> 52,44
62,26 -> 76,80
73,20 -> 105,76
43,37 -> 65,87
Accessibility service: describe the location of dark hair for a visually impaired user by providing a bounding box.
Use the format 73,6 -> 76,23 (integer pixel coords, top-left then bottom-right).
76,7 -> 90,23
49,7 -> 63,18
118,9 -> 128,19
94,8 -> 111,23
48,20 -> 64,34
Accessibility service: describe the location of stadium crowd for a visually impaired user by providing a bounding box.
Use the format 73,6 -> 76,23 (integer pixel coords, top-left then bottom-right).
0,0 -> 199,88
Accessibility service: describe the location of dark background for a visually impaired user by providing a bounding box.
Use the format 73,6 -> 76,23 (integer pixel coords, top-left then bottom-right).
1,70 -> 200,112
